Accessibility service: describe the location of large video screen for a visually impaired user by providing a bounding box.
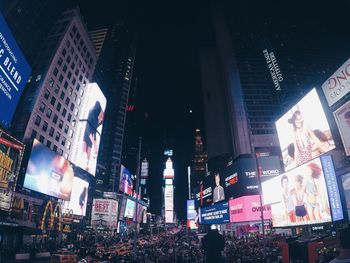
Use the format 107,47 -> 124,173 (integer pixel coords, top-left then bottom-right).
91,199 -> 118,230
24,139 -> 74,200
124,199 -> 135,218
334,100 -> 350,156
187,199 -> 198,229
268,157 -> 332,227
275,88 -> 335,171
70,83 -> 106,176
0,13 -> 31,128
229,195 -> 272,223
62,177 -> 89,216
119,165 -> 133,195
194,177 -> 214,208
341,173 -> 350,219
200,201 -> 230,225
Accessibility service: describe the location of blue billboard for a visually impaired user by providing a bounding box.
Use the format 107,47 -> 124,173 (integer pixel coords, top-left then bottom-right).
187,200 -> 196,220
200,201 -> 229,225
321,155 -> 344,221
0,12 -> 31,128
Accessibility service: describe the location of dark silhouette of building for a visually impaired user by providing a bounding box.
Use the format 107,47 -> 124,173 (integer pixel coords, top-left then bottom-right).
191,129 -> 208,189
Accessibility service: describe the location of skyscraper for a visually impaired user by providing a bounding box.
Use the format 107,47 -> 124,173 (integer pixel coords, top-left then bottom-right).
89,17 -> 138,193
12,8 -> 97,161
191,129 -> 208,189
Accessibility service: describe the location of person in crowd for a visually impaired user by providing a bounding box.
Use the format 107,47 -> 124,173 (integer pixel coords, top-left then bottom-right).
330,227 -> 350,263
202,228 -> 225,262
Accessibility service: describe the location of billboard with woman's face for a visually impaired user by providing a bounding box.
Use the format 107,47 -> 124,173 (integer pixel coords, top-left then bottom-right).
23,139 -> 74,200
62,177 -> 89,216
70,83 -> 106,176
275,88 -> 335,171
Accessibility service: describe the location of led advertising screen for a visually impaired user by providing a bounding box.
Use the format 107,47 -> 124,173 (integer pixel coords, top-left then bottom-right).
268,157 -> 332,227
334,100 -> 350,156
118,196 -> 127,220
134,203 -> 146,223
275,88 -> 335,171
163,158 -> 174,179
0,13 -> 31,128
187,199 -> 198,229
194,177 -> 214,208
23,139 -> 74,200
341,173 -> 350,219
141,159 -> 149,179
62,177 -> 89,216
165,210 -> 174,223
119,165 -> 133,195
0,130 -> 24,210
229,195 -> 272,223
322,58 -> 350,106
91,199 -> 118,230
200,201 -> 230,225
124,199 -> 135,218
164,185 -> 174,211
70,83 -> 106,176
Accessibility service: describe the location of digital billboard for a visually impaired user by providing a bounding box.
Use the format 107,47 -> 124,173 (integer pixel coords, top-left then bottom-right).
187,199 -> 198,229
267,157 -> 332,227
0,129 -> 24,210
194,177 -> 214,208
118,196 -> 127,221
119,165 -> 133,195
165,210 -> 174,223
275,88 -> 335,171
134,203 -> 146,223
0,13 -> 31,128
70,83 -> 106,176
200,201 -> 230,225
229,195 -> 271,223
62,177 -> 89,216
141,159 -> 149,179
91,199 -> 118,230
164,185 -> 174,211
322,58 -> 350,106
163,158 -> 174,179
124,199 -> 135,218
333,100 -> 350,156
23,139 -> 74,200
341,173 -> 350,219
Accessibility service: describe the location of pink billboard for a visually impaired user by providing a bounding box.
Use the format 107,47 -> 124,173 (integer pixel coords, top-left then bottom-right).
229,195 -> 272,223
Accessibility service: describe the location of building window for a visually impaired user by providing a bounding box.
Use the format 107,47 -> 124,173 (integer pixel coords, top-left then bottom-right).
53,68 -> 58,76
71,119 -> 76,127
54,84 -> 59,94
70,103 -> 74,111
31,130 -> 37,139
67,71 -> 72,79
69,129 -> 74,138
67,114 -> 72,122
66,40 -> 70,48
59,120 -> 63,129
66,141 -> 71,150
50,97 -> 56,106
77,98 -> 81,106
67,56 -> 71,63
62,108 -> 67,117
63,65 -> 67,73
61,137 -> 66,146
56,102 -> 62,112
53,145 -> 57,151
44,89 -> 50,100
65,97 -> 70,106
39,135 -> 44,143
34,115 -> 41,126
49,127 -> 54,136
59,74 -> 64,83
64,152 -> 69,159
71,62 -> 75,70
58,57 -> 63,66
73,93 -> 77,101
72,77 -> 76,85
69,88 -> 73,95
64,81 -> 68,89
64,124 -> 69,134
70,47 -> 74,54
42,121 -> 48,132
60,91 -> 65,100
39,102 -> 46,112
47,140 -> 51,148
62,48 -> 66,57
74,108 -> 79,116
55,132 -> 60,142
53,114 -> 58,124
46,108 -> 52,118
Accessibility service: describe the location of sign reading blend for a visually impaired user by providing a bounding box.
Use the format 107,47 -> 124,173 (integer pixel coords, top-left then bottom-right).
0,13 -> 31,128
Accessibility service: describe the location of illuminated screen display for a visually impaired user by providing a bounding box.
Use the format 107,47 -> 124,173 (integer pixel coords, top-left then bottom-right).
268,157 -> 332,227
91,199 -> 118,230
23,139 -> 74,200
70,83 -> 106,176
62,177 -> 89,216
194,177 -> 213,208
333,100 -> 350,156
187,200 -> 198,229
341,173 -> 350,219
124,199 -> 135,218
119,165 -> 133,195
275,88 -> 335,171
200,201 -> 229,225
229,195 -> 271,223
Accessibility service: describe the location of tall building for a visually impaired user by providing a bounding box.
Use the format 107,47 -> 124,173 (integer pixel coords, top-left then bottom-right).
191,129 -> 208,189
12,8 -> 97,160
89,28 -> 108,59
89,17 -> 138,193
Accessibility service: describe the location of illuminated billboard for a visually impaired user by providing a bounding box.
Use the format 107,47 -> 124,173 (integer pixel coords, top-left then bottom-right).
187,200 -> 198,229
194,177 -> 213,208
164,185 -> 174,211
165,210 -> 174,223
266,157 -> 334,227
124,199 -> 135,218
119,165 -> 133,195
62,177 -> 89,216
229,195 -> 271,223
91,199 -> 118,230
322,58 -> 350,106
0,13 -> 31,128
275,88 -> 335,171
141,159 -> 149,179
70,83 -> 106,176
333,100 -> 350,156
341,173 -> 350,219
200,201 -> 230,225
163,158 -> 174,179
23,139 -> 74,200
0,129 -> 24,210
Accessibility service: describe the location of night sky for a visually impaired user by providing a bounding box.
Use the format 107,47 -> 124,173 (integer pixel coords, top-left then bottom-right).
76,0 -> 350,220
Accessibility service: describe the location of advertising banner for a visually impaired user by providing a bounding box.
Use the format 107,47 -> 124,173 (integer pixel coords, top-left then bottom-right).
124,199 -> 135,218
0,13 -> 31,128
163,158 -> 174,179
267,157 -> 332,227
194,177 -> 213,208
62,177 -> 89,217
70,83 -> 106,176
200,201 -> 230,225
119,165 -> 133,195
187,199 -> 198,229
118,196 -> 127,221
164,185 -> 174,211
23,139 -> 74,200
333,100 -> 350,156
322,58 -> 350,106
141,159 -> 149,179
165,210 -> 174,223
341,173 -> 350,219
91,199 -> 118,230
0,129 -> 24,210
229,195 -> 271,223
276,88 -> 335,171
